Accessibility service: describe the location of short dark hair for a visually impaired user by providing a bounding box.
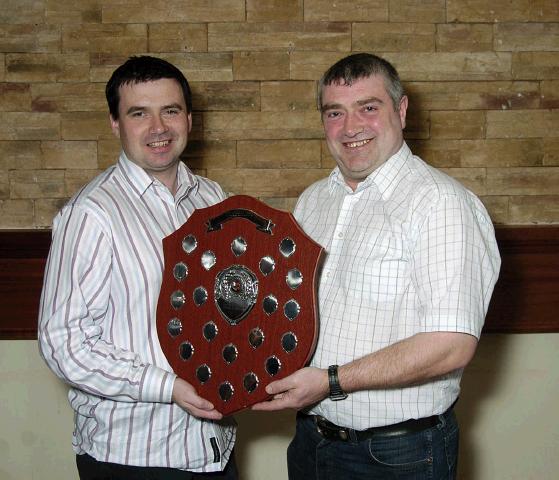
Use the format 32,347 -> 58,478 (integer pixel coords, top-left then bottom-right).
106,56 -> 192,119
318,53 -> 405,111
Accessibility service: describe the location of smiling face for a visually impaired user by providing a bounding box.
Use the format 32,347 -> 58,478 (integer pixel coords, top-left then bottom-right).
321,74 -> 408,190
110,78 -> 192,191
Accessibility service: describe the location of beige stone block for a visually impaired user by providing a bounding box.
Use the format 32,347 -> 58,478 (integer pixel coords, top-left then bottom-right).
65,169 -> 102,196
181,140 -> 236,169
390,0 -> 445,22
478,195 -> 509,224
35,198 -> 68,227
61,112 -> 113,140
304,0 -> 388,22
0,199 -> 34,228
486,167 -> 559,195
412,139 -> 543,168
408,139 -> 462,168
10,170 -> 66,199
0,83 -> 31,111
31,83 -> 106,113
0,54 -> 5,81
0,113 -> 60,141
321,140 -> 336,169
541,80 -> 559,109
543,139 -> 559,166
403,110 -> 430,140
406,81 -> 540,111
436,24 -> 493,52
149,24 -> 207,53
382,52 -> 512,81
0,0 -> 43,24
102,0 -> 246,23
509,195 -> 559,224
45,0 -> 102,24
447,0 -> 559,22
353,23 -> 435,53
431,111 -> 485,139
0,170 -> 9,199
0,141 -> 42,170
495,23 -> 559,52
247,0 -> 303,22
203,111 -> 323,141
290,52 -> 349,80
260,196 -> 298,213
63,24 -> 147,54
206,168 -> 329,197
513,52 -> 559,80
0,24 -> 60,53
6,53 -> 90,83
487,110 -> 559,139
42,141 -> 98,169
441,167 -> 487,196
233,51 -> 290,81
97,138 -> 121,169
237,140 -> 321,168
90,52 -> 233,83
261,81 -> 317,111
191,82 -> 260,111
208,22 -> 351,52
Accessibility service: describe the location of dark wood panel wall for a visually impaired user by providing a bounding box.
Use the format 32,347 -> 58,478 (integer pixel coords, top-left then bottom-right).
1,227 -> 558,340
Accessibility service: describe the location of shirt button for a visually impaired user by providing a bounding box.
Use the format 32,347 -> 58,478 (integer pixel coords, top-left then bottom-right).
337,232 -> 344,238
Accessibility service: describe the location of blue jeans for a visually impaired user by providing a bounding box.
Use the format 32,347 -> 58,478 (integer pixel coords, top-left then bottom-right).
287,409 -> 459,480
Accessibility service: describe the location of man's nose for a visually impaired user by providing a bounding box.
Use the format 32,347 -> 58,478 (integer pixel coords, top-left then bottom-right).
150,114 -> 167,134
344,114 -> 364,137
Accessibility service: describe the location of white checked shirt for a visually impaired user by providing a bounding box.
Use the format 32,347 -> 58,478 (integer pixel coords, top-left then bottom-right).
294,143 -> 500,430
38,153 -> 235,471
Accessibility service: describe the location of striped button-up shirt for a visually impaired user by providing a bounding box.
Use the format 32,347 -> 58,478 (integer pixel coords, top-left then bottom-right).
294,142 -> 500,431
38,153 -> 235,471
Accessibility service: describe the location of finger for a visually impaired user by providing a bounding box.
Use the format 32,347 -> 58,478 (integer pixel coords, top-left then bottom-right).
265,378 -> 291,395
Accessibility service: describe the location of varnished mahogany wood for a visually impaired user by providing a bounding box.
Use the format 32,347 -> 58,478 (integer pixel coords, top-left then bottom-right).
1,226 -> 558,339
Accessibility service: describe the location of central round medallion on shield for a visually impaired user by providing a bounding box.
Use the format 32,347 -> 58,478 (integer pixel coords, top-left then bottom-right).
214,265 -> 259,325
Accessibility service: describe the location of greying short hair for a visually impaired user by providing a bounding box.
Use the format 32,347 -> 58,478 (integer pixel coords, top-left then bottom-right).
318,53 -> 405,111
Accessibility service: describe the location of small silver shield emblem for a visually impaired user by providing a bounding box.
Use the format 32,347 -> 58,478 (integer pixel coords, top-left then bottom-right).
214,265 -> 258,325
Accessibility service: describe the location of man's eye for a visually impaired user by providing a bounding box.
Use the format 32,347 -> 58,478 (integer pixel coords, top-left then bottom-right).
364,105 -> 377,112
131,111 -> 145,117
326,111 -> 341,119
164,108 -> 180,116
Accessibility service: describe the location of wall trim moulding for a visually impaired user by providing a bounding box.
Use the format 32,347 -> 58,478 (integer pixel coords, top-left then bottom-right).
1,227 -> 558,340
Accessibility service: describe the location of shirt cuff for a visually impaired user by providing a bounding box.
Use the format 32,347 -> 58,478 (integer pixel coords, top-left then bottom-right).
139,365 -> 177,403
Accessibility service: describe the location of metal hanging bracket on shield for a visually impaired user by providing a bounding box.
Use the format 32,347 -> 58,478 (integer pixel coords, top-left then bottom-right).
156,195 -> 323,416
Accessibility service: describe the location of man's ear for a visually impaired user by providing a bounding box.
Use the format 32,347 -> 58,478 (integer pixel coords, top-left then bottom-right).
399,95 -> 408,130
187,112 -> 192,133
109,113 -> 120,138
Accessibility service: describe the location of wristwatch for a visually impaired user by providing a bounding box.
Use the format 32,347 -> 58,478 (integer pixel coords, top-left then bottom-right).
328,365 -> 348,401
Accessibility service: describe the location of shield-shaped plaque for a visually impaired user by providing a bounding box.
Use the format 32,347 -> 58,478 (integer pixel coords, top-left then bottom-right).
156,195 -> 323,416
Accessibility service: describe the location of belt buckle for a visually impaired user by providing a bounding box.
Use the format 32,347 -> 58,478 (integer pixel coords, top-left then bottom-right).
315,416 -> 349,441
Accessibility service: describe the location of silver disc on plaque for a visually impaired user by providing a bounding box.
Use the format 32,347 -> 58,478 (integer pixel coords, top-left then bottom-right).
265,356 -> 281,376
231,237 -> 247,257
203,321 -> 218,342
193,286 -> 208,306
249,327 -> 264,349
167,318 -> 183,337
201,251 -> 217,271
171,290 -> 186,310
259,256 -> 275,276
182,235 -> 197,254
279,237 -> 296,258
281,332 -> 298,353
173,262 -> 188,281
286,268 -> 303,290
243,372 -> 259,393
222,343 -> 238,364
284,299 -> 300,320
263,294 -> 278,315
214,265 -> 258,325
219,381 -> 234,402
196,364 -> 211,383
179,341 -> 194,361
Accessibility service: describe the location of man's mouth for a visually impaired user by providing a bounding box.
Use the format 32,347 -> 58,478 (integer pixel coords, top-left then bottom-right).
344,139 -> 371,148
148,140 -> 171,148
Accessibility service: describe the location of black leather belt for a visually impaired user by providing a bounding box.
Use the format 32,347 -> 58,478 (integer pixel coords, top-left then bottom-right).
306,409 -> 449,442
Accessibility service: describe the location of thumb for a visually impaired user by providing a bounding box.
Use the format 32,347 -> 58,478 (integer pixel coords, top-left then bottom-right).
265,377 -> 290,395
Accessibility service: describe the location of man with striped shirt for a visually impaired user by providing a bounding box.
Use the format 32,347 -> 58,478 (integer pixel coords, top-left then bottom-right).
253,53 -> 500,479
38,56 -> 237,479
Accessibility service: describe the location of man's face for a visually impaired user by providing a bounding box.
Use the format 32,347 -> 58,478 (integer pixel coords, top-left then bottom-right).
110,78 -> 191,184
321,74 -> 408,190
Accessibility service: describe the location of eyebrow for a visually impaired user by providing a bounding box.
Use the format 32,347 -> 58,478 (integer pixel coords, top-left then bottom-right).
321,96 -> 384,113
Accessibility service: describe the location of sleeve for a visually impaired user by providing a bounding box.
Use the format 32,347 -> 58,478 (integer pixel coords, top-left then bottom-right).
37,204 -> 176,403
410,193 -> 501,338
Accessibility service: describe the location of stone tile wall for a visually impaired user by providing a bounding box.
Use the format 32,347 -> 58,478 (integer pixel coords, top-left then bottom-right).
1,0 -> 558,227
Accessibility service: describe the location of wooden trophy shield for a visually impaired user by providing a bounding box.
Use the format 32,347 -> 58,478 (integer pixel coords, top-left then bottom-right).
156,195 -> 323,416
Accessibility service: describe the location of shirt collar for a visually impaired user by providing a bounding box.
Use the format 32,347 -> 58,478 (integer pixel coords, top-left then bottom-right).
117,151 -> 199,198
327,142 -> 412,200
